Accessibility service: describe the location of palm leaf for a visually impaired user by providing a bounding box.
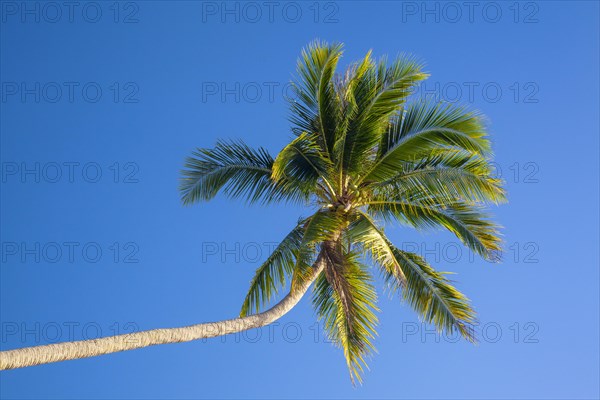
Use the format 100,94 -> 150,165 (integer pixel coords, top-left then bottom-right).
179,139 -> 305,205
240,218 -> 308,317
312,244 -> 378,385
385,247 -> 476,341
373,148 -> 506,205
367,200 -> 502,260
289,40 -> 344,158
347,212 -> 475,340
290,210 -> 348,290
347,56 -> 429,174
361,101 -> 492,184
272,132 -> 335,197
346,211 -> 406,284
333,50 -> 378,177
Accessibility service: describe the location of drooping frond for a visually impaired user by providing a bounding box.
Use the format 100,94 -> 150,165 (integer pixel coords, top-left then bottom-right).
366,200 -> 502,260
346,211 -> 406,285
373,148 -> 506,206
384,247 -> 476,341
179,139 -> 305,205
240,218 -> 308,317
361,101 -> 492,185
312,243 -> 379,385
346,212 -> 475,340
290,210 -> 349,289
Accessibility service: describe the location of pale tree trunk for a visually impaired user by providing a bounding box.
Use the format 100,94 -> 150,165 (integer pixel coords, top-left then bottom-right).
0,262 -> 324,371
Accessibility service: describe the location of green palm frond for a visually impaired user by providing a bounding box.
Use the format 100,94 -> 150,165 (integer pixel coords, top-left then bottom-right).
347,212 -> 474,341
335,50 -> 374,104
341,56 -> 428,177
333,52 -> 378,177
301,210 -> 348,245
366,200 -> 502,260
179,139 -> 305,205
361,101 -> 491,185
289,40 -> 344,158
386,247 -> 476,341
346,211 -> 406,284
313,243 -> 379,385
272,132 -> 336,197
380,168 -> 504,206
368,55 -> 428,126
373,149 -> 506,205
291,210 -> 349,290
240,218 -> 308,317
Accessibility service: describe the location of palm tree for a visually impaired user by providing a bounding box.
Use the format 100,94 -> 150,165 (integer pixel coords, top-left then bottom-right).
0,41 -> 505,383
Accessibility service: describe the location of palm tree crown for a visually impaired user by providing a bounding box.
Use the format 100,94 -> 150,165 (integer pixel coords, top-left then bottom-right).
180,41 -> 506,384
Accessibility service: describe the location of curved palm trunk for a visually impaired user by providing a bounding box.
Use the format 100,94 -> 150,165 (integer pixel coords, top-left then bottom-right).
0,262 -> 324,371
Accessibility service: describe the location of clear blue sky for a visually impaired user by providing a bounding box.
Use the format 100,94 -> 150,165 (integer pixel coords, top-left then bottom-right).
1,1 -> 598,399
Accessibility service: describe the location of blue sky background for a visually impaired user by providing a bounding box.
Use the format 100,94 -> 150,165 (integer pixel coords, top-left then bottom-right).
1,1 -> 599,399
